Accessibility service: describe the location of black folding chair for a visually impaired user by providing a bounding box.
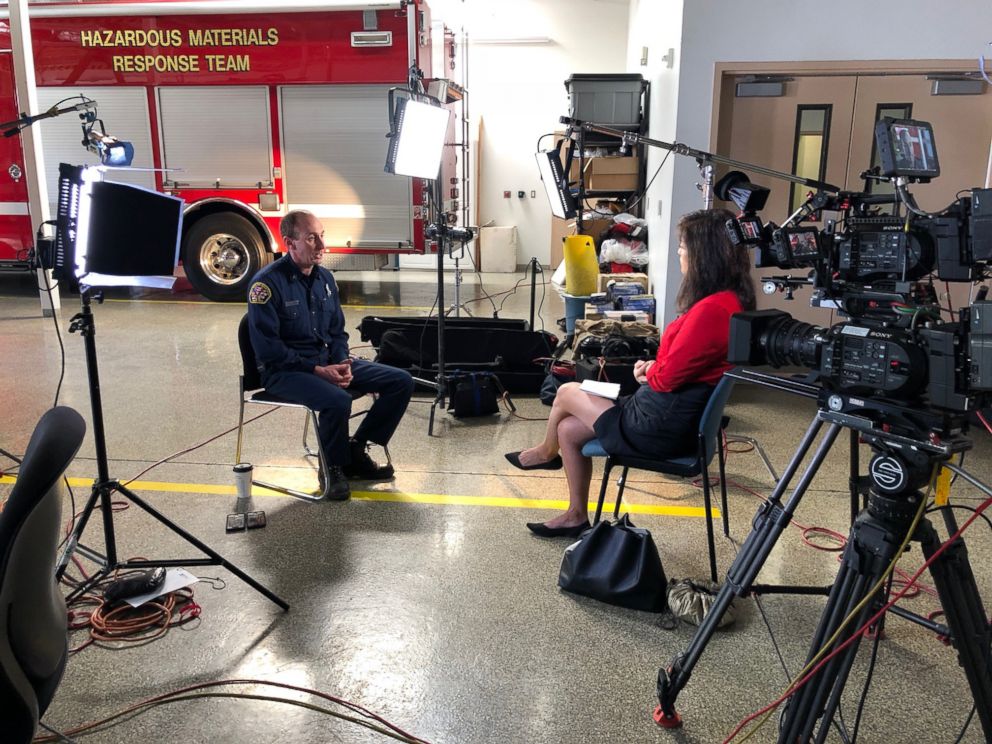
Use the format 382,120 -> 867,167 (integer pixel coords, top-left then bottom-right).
235,313 -> 376,502
580,376 -> 736,582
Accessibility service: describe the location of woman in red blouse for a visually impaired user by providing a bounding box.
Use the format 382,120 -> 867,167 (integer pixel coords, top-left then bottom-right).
505,208 -> 755,537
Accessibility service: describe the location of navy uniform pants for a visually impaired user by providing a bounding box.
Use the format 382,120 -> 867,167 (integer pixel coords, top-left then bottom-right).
263,360 -> 414,466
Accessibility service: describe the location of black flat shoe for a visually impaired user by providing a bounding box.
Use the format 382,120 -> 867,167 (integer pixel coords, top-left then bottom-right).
505,451 -> 563,471
526,521 -> 590,538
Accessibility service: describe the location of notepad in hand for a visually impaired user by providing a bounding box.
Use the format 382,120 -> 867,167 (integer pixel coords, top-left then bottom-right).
580,379 -> 621,400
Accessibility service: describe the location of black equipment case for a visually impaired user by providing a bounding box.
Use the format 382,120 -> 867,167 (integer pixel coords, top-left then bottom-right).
358,316 -> 557,394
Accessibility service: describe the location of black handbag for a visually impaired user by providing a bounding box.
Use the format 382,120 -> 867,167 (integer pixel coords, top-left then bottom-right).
574,357 -> 640,395
540,359 -> 576,406
558,515 -> 668,612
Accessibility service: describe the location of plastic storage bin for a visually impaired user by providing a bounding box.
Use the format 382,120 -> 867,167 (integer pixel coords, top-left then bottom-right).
565,74 -> 646,129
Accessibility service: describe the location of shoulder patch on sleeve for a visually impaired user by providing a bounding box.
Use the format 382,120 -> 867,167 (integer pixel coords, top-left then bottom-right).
249,282 -> 272,305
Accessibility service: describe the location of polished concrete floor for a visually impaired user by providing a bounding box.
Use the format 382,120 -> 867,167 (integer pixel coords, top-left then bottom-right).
1,269 -> 991,743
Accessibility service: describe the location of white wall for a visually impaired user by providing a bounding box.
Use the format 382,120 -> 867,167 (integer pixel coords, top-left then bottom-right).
429,0 -> 630,266
626,0 -> 684,323
650,0 -> 992,324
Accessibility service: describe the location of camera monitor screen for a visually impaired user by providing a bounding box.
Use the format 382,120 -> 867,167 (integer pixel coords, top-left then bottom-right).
738,216 -> 763,242
783,226 -> 820,259
875,118 -> 940,180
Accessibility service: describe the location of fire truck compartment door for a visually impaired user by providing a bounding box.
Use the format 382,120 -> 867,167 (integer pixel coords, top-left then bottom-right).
158,86 -> 272,188
280,84 -> 412,250
37,87 -> 156,212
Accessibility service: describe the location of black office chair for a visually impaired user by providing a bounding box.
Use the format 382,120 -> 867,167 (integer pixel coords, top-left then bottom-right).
580,376 -> 736,583
235,313 -> 385,502
0,406 -> 86,744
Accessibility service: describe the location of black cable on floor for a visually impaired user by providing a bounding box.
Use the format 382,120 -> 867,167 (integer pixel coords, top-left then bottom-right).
953,707 -> 977,744
38,267 -> 67,409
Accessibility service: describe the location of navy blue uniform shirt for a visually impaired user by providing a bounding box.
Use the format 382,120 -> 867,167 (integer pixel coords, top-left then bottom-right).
246,254 -> 350,380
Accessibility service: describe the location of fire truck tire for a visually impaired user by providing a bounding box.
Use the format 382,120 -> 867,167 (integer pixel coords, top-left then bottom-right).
182,213 -> 270,302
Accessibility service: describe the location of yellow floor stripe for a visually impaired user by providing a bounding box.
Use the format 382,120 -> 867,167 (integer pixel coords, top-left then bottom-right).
0,475 -> 719,518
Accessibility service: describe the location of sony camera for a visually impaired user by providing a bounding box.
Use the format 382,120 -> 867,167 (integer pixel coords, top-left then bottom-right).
722,118 -> 992,425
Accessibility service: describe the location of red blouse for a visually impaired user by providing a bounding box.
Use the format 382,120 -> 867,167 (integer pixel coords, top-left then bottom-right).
645,290 -> 743,392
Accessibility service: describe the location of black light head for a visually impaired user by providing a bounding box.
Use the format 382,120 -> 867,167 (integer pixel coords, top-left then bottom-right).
714,170 -> 770,213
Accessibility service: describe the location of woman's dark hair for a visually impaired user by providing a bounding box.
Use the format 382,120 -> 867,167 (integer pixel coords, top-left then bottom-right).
676,207 -> 755,312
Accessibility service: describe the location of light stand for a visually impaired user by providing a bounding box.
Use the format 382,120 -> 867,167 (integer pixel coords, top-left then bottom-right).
445,241 -> 474,318
527,257 -> 541,330
422,175 -> 474,435
653,371 -> 992,740
384,86 -> 475,435
49,165 -> 285,610
55,289 -> 287,610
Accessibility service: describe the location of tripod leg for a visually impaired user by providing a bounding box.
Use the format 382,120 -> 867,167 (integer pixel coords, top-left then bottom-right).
655,418 -> 839,726
428,397 -> 438,436
114,483 -> 289,610
920,512 -> 992,739
781,562 -> 881,743
55,482 -> 110,583
779,493 -> 921,743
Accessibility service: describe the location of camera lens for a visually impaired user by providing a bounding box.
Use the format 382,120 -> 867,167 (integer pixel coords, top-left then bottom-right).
761,317 -> 823,368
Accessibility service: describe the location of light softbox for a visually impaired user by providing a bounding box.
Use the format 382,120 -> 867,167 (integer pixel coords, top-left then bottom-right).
83,180 -> 181,278
53,163 -> 182,288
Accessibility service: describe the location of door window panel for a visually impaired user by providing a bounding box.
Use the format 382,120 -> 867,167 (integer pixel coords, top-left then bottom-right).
789,105 -> 831,215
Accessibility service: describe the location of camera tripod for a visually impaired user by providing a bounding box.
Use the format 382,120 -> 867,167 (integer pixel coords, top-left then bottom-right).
655,398 -> 992,741
54,289 -> 288,610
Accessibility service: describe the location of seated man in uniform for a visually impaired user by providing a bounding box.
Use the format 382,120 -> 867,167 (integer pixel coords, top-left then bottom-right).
247,209 -> 414,500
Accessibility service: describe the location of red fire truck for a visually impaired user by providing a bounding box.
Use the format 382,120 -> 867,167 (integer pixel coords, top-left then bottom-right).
0,0 -> 444,300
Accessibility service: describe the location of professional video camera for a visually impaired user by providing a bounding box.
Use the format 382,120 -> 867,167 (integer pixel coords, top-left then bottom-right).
722,118 -> 992,430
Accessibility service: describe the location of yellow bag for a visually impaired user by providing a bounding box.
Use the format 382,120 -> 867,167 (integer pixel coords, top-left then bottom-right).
563,234 -> 599,296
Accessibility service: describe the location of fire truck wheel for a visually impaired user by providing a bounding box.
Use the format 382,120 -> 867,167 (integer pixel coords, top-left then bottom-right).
182,213 -> 269,302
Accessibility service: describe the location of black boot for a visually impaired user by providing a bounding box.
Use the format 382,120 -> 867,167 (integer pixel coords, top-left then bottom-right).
343,440 -> 394,480
318,464 -> 351,501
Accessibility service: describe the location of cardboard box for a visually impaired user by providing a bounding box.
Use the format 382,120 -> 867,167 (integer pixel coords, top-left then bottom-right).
479,225 -> 518,272
597,272 -> 649,294
550,217 -> 572,269
583,309 -> 653,323
583,156 -> 639,191
550,216 -> 614,269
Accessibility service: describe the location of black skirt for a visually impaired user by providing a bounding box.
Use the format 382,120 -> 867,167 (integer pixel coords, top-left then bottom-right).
592,382 -> 714,459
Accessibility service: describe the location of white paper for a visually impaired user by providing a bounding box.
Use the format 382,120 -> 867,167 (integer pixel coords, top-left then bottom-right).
124,568 -> 200,608
580,378 -> 621,400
